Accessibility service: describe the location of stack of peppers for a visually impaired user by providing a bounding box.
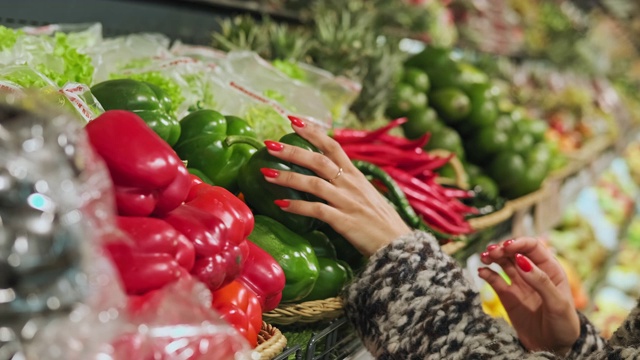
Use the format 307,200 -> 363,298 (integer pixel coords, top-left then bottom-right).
85,110 -> 285,347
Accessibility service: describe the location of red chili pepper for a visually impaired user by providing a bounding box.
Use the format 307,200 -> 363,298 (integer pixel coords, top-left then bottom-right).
447,199 -> 480,214
408,198 -> 473,235
86,110 -> 190,217
238,241 -> 285,312
378,132 -> 431,149
330,117 -> 407,144
383,167 -> 449,203
341,151 -> 397,167
211,280 -> 263,348
438,187 -> 475,199
400,184 -> 467,226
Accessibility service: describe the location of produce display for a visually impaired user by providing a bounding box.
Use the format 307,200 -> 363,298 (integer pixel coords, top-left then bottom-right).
2,0 -> 640,358
388,46 -> 555,200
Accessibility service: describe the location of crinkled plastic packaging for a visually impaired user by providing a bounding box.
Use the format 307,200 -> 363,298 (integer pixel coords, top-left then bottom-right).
0,92 -> 251,360
0,91 -> 124,360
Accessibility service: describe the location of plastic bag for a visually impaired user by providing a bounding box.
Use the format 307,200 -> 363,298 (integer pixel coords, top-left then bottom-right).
0,92 -> 125,360
109,278 -> 252,360
0,92 -> 252,360
217,51 -> 333,130
0,66 -> 104,121
290,61 -> 361,123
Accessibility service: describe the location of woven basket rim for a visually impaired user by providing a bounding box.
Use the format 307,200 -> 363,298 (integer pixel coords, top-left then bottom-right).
507,182 -> 549,212
468,202 -> 513,231
263,297 -> 344,325
254,322 -> 287,360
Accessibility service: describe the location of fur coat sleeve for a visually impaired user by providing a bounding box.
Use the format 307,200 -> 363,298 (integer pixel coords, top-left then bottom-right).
342,230 -> 640,359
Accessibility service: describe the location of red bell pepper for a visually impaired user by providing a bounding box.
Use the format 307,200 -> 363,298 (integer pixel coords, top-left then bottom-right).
211,280 -> 263,348
162,175 -> 254,292
104,240 -> 188,295
85,110 -> 191,217
117,216 -> 196,271
238,241 -> 285,312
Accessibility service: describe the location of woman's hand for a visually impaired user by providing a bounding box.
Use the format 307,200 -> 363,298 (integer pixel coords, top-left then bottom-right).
478,237 -> 580,356
260,116 -> 412,257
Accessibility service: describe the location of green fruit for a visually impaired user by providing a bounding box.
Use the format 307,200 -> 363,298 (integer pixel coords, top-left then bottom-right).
402,107 -> 442,140
436,163 -> 457,179
471,175 -> 499,201
430,88 -> 471,124
506,163 -> 547,198
488,151 -> 526,191
464,163 -> 483,180
402,67 -> 430,93
455,62 -> 489,90
527,142 -> 552,168
465,83 -> 498,128
520,118 -> 548,142
475,127 -> 509,155
387,83 -> 427,118
424,126 -> 465,159
405,47 -> 453,70
509,133 -> 535,155
494,114 -> 515,133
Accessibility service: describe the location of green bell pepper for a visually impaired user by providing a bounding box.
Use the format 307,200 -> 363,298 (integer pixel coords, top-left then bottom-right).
238,133 -> 324,234
299,230 -> 353,302
91,79 -> 181,146
173,110 -> 261,193
247,215 -> 319,303
318,224 -> 367,272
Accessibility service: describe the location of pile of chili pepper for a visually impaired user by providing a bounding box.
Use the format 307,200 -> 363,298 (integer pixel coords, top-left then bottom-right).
331,118 -> 478,239
86,110 -> 286,348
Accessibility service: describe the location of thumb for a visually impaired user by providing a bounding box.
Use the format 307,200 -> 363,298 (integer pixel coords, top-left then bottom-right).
514,253 -> 566,308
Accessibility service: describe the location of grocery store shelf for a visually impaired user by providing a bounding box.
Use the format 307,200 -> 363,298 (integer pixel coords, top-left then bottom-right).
451,126 -> 640,263
0,0 -> 300,45
584,206 -> 635,299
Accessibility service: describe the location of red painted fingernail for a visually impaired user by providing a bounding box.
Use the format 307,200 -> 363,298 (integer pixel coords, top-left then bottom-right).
274,199 -> 290,208
260,168 -> 279,178
487,244 -> 498,251
503,239 -> 515,247
481,251 -> 489,258
288,115 -> 306,128
515,254 -> 532,272
264,140 -> 284,151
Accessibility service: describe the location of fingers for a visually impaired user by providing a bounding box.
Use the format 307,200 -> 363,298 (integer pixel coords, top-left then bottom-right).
286,116 -> 353,170
478,267 -> 510,294
261,166 -> 339,204
499,237 -> 556,267
512,253 -> 571,312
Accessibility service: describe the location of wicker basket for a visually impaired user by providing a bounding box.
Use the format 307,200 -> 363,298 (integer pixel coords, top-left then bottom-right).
506,183 -> 549,212
468,203 -> 514,231
263,297 -> 344,326
253,322 -> 287,360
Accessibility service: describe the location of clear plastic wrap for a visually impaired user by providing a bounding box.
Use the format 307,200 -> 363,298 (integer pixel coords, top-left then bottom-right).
0,92 -> 251,360
110,278 -> 251,360
216,51 -> 333,130
0,91 -> 125,360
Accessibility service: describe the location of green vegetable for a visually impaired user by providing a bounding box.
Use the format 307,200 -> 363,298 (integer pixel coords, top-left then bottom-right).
91,79 -> 181,146
243,104 -> 290,142
0,28 -> 94,88
173,110 -> 261,193
272,59 -> 307,82
0,26 -> 22,50
248,215 -> 320,303
299,230 -> 352,301
110,71 -> 184,115
238,132 -> 324,233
